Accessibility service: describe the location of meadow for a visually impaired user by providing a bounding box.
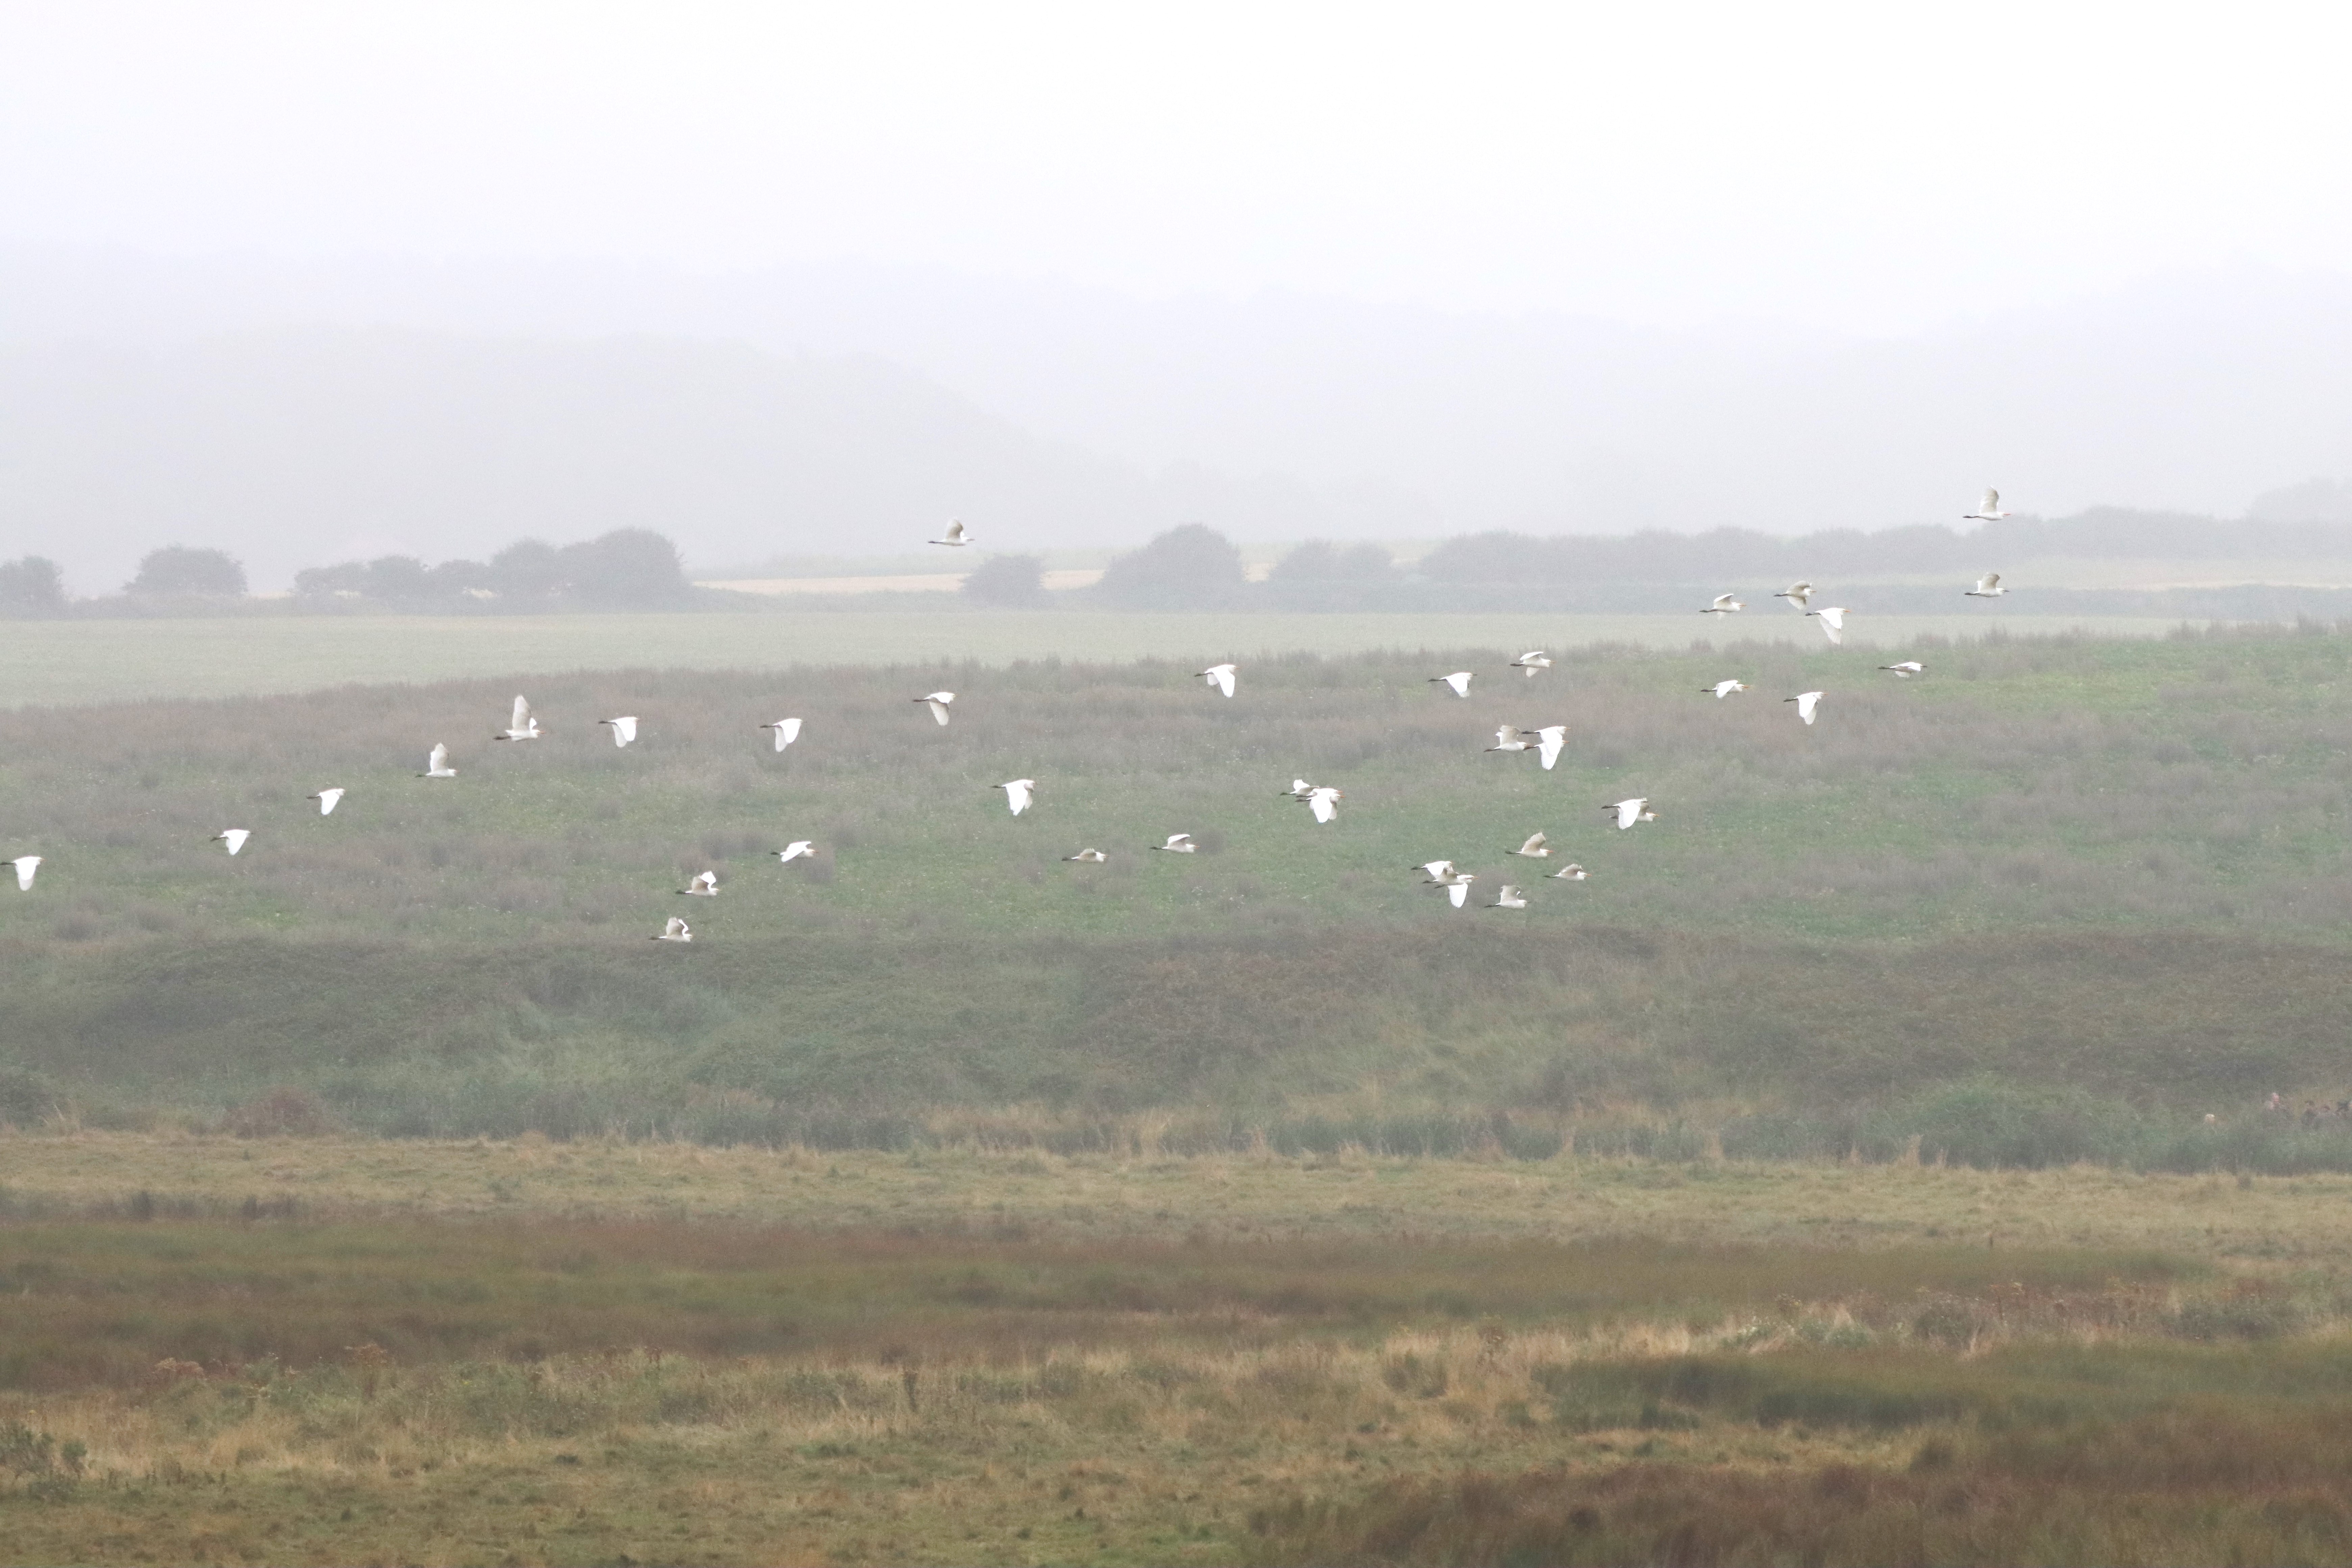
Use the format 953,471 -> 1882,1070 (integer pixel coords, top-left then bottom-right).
6,1136 -> 2352,1564
0,620 -> 2348,1152
16,618 -> 2352,1559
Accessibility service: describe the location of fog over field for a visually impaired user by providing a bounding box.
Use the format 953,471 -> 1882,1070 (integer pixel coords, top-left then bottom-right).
16,9 -> 2352,1562
6,6 -> 2352,585
8,252 -> 2352,588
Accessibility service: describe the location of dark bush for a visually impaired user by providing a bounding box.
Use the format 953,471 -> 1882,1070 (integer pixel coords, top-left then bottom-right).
1095,524 -> 1244,609
490,539 -> 567,600
125,546 -> 245,597
557,528 -> 692,607
0,557 -> 66,615
962,553 -> 1050,607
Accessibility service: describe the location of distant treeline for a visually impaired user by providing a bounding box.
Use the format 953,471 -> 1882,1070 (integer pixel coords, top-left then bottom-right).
1415,507 -> 2352,585
10,501 -> 2352,617
0,529 -> 697,616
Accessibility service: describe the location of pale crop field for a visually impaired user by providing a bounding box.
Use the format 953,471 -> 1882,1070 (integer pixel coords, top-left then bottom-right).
0,610 -> 2188,707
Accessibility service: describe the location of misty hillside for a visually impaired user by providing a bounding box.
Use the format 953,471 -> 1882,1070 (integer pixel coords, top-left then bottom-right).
0,327 -> 1160,590
9,249 -> 2352,545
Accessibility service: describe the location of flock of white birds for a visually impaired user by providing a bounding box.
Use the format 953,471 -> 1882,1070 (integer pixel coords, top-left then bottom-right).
0,499 -> 2012,934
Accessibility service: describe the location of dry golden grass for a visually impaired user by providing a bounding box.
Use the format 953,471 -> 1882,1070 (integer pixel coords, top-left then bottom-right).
9,1128 -> 2352,1262
6,1135 -> 2352,1563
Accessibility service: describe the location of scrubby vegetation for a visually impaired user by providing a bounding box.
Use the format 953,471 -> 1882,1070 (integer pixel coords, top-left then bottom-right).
4,1142 -> 2352,1564
1,623 -> 2351,1151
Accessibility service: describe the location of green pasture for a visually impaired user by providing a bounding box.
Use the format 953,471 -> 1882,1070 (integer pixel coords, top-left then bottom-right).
2,621 -> 2350,1134
0,609 -> 2187,707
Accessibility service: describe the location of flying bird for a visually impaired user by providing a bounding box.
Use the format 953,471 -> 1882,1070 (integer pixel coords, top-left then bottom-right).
1430,671 -> 1474,698
1704,594 -> 1744,615
1153,833 -> 1198,853
915,692 -> 956,726
8,857 -> 39,892
1511,832 -> 1552,858
1510,651 -> 1552,677
1412,859 -> 1457,883
1281,778 -> 1317,800
1434,869 -> 1475,908
599,716 -> 639,747
419,743 -> 457,779
494,695 -> 541,740
1522,725 -> 1567,770
1198,663 -> 1237,697
213,829 -> 250,856
1774,582 -> 1814,610
1705,680 -> 1749,699
1963,489 -> 2011,521
1063,848 -> 1109,863
775,841 -> 816,864
1302,786 -> 1343,824
1808,606 -> 1847,644
680,871 -> 720,897
1489,885 -> 1529,910
1880,661 -> 1926,678
1604,798 -> 1657,830
653,916 -> 693,943
1548,863 -> 1588,881
1786,690 -> 1825,725
995,778 -> 1037,816
931,520 -> 971,547
1966,573 -> 2006,598
761,717 -> 804,752
1487,724 -> 1532,754
308,787 -> 345,816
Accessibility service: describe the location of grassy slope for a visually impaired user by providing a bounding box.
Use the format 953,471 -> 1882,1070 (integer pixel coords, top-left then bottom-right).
3,624 -> 2350,1133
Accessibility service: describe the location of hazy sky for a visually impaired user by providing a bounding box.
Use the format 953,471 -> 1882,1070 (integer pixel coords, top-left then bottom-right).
6,1 -> 2351,334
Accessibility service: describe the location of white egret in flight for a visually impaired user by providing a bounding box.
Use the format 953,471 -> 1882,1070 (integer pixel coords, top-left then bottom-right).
494,695 -> 541,740
1963,489 -> 2011,521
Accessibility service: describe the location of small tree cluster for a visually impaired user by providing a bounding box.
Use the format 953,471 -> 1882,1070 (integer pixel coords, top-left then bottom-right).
960,553 -> 1051,607
294,529 -> 693,608
1095,524 -> 1245,609
126,546 -> 246,597
0,557 -> 66,616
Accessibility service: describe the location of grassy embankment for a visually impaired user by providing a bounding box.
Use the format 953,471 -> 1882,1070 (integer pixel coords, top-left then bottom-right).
2,623 -> 2352,1157
5,1138 -> 2352,1563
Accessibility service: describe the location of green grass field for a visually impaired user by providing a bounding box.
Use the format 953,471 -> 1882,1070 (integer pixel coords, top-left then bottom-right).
4,617 -> 2346,1564
2,621 -> 2351,1147
0,610 -> 2187,707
